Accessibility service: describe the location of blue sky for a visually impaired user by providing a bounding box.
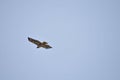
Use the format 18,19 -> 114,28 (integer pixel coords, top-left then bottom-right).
0,0 -> 120,80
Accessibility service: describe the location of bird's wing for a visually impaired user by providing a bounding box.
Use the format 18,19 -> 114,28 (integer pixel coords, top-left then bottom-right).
28,37 -> 41,46
43,44 -> 52,49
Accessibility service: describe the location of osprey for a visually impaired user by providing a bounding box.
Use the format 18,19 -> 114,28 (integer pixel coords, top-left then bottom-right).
28,37 -> 52,49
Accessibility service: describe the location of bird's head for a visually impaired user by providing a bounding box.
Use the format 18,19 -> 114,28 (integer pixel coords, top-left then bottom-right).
42,41 -> 48,45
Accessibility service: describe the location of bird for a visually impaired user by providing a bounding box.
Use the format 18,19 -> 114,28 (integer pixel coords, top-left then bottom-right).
28,37 -> 52,49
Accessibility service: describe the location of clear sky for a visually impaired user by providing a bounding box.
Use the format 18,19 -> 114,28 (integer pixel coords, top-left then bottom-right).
0,0 -> 120,80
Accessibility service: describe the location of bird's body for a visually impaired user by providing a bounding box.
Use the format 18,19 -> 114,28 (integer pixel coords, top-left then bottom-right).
28,37 -> 52,49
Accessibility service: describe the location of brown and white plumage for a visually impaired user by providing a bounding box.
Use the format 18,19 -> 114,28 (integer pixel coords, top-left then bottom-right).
28,37 -> 52,49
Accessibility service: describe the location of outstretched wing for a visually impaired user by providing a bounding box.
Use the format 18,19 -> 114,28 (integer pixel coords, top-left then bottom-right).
28,37 -> 41,46
43,44 -> 52,49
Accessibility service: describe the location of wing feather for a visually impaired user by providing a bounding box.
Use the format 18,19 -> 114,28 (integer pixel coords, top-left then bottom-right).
28,37 -> 41,46
43,45 -> 52,49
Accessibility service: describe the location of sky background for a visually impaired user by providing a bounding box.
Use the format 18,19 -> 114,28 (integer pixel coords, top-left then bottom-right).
0,0 -> 120,80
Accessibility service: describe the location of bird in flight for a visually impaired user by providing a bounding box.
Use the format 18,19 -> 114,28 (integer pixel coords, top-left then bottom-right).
28,37 -> 52,49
